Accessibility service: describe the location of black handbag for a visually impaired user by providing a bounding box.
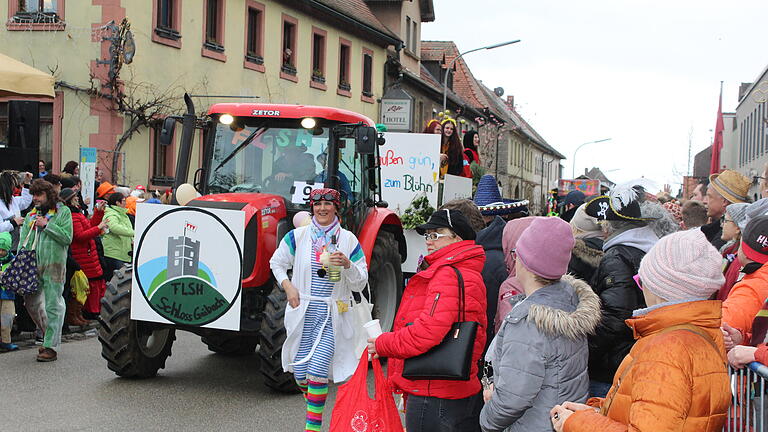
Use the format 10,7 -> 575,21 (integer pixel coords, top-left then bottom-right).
402,265 -> 478,381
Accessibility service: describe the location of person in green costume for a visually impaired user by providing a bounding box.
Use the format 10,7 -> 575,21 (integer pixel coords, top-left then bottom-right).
101,192 -> 134,278
21,179 -> 72,362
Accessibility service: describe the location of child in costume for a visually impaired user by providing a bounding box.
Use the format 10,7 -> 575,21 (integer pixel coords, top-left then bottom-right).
0,232 -> 18,352
269,188 -> 368,432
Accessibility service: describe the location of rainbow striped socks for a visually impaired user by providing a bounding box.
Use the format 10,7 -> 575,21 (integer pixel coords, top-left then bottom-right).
305,378 -> 328,432
297,380 -> 308,400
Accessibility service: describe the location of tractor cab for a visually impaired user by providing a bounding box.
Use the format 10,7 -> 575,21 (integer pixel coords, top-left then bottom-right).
199,104 -> 382,236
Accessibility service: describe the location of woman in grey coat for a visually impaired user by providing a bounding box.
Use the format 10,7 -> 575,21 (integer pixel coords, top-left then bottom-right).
480,217 -> 601,432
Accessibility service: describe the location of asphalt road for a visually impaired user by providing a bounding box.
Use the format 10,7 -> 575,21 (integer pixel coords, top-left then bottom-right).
1,331 -> 375,432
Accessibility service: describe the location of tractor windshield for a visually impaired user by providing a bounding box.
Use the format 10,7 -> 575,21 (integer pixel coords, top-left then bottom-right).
206,119 -> 331,202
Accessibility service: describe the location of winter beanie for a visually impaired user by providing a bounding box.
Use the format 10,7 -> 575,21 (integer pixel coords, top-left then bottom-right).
516,217 -> 575,280
726,203 -> 750,231
745,198 -> 768,229
638,229 -> 724,302
570,204 -> 601,237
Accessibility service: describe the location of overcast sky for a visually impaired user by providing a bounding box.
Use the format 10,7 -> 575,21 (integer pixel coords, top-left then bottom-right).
421,0 -> 768,193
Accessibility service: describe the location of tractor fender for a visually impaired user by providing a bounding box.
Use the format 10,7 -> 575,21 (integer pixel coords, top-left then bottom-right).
357,207 -> 406,265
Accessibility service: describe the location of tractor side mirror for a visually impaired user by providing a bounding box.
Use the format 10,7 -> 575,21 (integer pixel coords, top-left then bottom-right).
159,117 -> 176,146
354,126 -> 377,154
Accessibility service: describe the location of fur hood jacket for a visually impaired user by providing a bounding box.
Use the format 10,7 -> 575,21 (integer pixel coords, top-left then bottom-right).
568,237 -> 604,284
480,276 -> 601,432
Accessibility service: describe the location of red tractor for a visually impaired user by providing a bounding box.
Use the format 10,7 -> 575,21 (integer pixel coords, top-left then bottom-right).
98,95 -> 406,391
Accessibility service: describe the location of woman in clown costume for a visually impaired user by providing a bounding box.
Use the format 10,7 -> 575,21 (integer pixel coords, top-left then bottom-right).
269,188 -> 368,432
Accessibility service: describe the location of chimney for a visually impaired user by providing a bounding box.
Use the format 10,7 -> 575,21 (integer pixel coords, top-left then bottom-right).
506,95 -> 515,111
738,82 -> 753,102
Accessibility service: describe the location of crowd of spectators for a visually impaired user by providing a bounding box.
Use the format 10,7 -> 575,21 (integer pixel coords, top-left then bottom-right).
0,160 -> 165,361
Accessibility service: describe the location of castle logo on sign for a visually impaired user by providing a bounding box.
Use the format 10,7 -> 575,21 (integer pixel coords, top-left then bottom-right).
131,205 -> 245,330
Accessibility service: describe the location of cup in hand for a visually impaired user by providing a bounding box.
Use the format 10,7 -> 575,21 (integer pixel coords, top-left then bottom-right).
363,319 -> 382,338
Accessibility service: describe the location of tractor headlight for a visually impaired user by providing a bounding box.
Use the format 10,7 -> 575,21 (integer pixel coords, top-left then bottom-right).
301,117 -> 316,129
219,113 -> 234,125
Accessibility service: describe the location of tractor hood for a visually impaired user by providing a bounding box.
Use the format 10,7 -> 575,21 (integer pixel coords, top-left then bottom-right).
188,193 -> 287,289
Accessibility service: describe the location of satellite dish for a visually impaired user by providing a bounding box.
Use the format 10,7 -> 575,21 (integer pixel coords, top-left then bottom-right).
122,30 -> 136,64
494,87 -> 504,97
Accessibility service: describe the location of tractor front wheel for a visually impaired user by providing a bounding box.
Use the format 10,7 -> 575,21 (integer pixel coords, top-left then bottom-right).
258,286 -> 300,393
98,266 -> 176,378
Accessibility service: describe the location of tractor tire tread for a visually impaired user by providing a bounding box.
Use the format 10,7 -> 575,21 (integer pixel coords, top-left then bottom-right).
97,268 -> 175,378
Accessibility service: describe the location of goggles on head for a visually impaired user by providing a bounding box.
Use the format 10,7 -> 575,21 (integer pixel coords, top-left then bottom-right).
310,193 -> 338,203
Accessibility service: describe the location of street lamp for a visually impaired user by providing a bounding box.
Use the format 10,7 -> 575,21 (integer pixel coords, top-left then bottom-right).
571,138 -> 612,179
442,40 -> 521,113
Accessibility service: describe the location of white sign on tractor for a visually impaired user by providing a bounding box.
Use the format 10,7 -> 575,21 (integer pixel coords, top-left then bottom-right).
130,204 -> 245,331
378,132 -> 441,215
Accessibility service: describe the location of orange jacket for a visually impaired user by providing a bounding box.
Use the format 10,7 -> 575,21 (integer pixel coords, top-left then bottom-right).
564,300 -> 730,432
722,263 -> 768,340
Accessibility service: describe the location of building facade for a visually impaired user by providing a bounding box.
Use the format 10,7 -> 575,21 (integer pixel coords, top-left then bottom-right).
0,0 -> 399,188
366,1 -> 486,135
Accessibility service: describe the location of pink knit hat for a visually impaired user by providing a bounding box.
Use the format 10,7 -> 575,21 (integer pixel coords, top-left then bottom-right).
638,229 -> 724,302
515,217 -> 575,280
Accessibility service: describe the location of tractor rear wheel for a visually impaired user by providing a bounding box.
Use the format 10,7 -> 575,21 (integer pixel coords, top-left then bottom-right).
258,286 -> 300,393
98,266 -> 176,378
201,332 -> 258,356
369,231 -> 403,332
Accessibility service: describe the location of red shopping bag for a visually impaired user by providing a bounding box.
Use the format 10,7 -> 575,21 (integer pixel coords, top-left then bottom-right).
330,353 -> 404,432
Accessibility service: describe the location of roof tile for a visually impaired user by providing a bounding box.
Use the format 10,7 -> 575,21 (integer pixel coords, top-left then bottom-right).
315,0 -> 399,39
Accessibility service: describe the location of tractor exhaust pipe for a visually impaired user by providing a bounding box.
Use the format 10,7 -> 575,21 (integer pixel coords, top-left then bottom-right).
172,94 -> 196,204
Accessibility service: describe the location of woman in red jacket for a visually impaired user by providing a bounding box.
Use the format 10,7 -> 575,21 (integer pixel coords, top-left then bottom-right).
368,209 -> 487,432
62,189 -> 108,319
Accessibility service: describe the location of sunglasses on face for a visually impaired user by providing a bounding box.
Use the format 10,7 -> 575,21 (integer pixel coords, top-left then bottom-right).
310,193 -> 337,203
423,232 -> 452,242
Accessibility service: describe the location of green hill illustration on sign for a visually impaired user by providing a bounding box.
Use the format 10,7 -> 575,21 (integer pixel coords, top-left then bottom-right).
137,219 -> 232,325
148,275 -> 229,325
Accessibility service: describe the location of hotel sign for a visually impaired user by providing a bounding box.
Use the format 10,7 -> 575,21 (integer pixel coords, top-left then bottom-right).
380,88 -> 413,132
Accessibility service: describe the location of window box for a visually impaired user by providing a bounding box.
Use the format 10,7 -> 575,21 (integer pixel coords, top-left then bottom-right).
204,41 -> 225,53
12,12 -> 61,23
7,1 -> 66,31
338,82 -> 351,92
281,64 -> 297,76
312,72 -> 325,84
155,27 -> 181,40
245,54 -> 264,65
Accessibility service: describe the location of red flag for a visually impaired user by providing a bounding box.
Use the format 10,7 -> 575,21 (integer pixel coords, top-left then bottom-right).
710,83 -> 724,175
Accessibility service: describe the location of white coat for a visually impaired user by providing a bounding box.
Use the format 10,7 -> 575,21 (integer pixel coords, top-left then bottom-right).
269,224 -> 368,383
0,187 -> 32,233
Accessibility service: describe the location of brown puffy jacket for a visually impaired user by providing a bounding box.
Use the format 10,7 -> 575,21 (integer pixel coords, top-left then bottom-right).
564,300 -> 729,432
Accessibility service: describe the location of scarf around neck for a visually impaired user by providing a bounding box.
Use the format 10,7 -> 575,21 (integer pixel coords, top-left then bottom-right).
310,216 -> 340,261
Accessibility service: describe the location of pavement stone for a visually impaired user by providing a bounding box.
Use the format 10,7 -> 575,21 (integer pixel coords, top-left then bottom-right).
0,330 -> 384,432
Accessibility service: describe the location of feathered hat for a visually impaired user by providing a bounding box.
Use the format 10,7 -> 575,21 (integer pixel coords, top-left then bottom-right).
585,179 -> 659,221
